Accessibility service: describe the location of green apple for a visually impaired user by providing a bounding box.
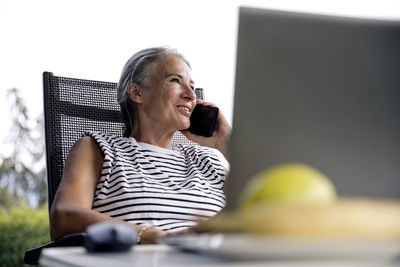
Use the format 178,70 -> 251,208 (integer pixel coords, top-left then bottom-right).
240,163 -> 337,209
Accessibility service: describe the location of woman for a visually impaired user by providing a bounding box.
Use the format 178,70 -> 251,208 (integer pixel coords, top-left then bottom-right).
50,47 -> 231,244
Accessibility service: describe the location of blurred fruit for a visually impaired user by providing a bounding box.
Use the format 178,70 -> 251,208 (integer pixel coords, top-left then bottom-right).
240,163 -> 337,209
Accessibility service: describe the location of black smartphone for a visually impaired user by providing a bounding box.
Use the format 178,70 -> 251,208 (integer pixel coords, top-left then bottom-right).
188,104 -> 219,137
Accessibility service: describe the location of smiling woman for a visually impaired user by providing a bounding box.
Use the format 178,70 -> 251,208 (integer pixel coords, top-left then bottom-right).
49,47 -> 231,245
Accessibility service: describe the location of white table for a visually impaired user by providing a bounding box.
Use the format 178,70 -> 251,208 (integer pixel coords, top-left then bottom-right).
40,244 -> 400,267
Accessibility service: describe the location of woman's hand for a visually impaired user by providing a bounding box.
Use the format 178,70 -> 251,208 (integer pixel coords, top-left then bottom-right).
139,227 -> 169,244
181,99 -> 231,159
140,227 -> 195,244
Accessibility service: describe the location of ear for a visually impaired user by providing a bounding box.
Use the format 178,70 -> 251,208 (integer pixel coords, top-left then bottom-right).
127,83 -> 143,104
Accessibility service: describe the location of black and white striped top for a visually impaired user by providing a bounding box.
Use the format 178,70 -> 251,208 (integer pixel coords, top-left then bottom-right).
86,131 -> 227,232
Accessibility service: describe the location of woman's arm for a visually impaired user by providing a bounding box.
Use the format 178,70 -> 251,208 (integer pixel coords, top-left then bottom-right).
50,136 -> 166,243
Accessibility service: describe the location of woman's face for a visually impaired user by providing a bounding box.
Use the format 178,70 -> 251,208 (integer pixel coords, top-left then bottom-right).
135,55 -> 196,133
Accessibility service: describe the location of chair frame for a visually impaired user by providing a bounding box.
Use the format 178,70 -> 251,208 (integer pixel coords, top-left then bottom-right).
43,72 -> 123,210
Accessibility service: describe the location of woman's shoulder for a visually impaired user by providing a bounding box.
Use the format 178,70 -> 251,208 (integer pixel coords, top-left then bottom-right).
84,130 -> 121,140
84,131 -> 135,148
178,144 -> 218,155
178,144 -> 230,170
84,131 -> 131,143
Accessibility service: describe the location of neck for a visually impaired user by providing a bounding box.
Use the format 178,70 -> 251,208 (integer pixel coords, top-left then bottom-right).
131,121 -> 175,150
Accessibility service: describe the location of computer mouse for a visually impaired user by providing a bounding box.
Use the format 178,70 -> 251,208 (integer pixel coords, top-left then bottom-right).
84,222 -> 136,252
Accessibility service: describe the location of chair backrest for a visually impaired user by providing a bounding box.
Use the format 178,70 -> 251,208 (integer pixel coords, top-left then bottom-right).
43,72 -> 204,211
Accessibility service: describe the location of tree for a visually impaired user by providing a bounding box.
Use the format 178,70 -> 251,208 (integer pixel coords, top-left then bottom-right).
0,88 -> 46,208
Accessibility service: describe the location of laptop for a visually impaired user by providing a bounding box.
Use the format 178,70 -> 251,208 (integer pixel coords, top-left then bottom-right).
159,6 -> 400,259
226,6 -> 400,209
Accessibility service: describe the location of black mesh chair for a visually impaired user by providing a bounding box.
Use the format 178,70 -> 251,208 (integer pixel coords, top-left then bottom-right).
24,72 -> 204,265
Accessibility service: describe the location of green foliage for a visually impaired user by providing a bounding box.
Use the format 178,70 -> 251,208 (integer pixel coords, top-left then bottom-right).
0,187 -> 23,210
0,205 -> 50,267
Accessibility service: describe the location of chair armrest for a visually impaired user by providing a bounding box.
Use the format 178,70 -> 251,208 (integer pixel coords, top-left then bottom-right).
24,233 -> 87,265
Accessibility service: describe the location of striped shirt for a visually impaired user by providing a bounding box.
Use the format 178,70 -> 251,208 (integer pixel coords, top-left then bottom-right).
86,131 -> 227,232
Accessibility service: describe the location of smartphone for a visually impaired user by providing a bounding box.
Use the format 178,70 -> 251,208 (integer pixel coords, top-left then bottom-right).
188,104 -> 219,137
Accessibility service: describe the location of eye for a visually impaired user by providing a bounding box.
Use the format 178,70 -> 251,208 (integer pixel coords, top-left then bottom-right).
171,78 -> 180,83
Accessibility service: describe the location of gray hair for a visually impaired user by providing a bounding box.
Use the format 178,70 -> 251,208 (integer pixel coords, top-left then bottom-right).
117,47 -> 190,137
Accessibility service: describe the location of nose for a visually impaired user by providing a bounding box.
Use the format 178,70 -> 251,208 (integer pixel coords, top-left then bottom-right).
182,84 -> 196,101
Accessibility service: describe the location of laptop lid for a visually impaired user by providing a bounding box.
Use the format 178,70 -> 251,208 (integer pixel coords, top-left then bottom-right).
226,7 -> 400,210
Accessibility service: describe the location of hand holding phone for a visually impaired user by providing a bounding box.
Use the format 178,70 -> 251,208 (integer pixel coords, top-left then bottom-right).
188,104 -> 219,137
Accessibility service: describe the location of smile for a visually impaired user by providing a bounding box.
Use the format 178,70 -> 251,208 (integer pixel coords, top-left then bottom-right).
177,105 -> 191,117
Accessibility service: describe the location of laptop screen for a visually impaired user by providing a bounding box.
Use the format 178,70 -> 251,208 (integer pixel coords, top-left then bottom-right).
226,7 -> 400,210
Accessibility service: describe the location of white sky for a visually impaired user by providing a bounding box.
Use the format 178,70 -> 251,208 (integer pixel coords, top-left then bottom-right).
1,0 -> 399,147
